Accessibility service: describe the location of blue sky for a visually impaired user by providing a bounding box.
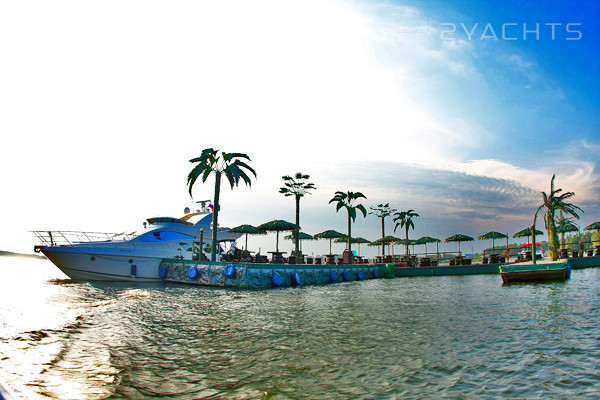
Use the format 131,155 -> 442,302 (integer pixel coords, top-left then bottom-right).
0,0 -> 598,257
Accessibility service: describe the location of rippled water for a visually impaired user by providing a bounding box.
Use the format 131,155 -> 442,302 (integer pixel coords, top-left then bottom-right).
1,257 -> 599,399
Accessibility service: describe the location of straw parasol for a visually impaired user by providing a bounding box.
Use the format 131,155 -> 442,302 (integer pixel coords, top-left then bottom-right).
228,224 -> 266,251
284,232 -> 315,252
477,231 -> 508,253
444,234 -> 474,255
513,227 -> 544,244
334,236 -> 370,256
258,220 -> 300,252
314,230 -> 347,255
415,236 -> 440,256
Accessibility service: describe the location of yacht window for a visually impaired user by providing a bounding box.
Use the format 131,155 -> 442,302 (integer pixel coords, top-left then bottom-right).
140,231 -> 193,242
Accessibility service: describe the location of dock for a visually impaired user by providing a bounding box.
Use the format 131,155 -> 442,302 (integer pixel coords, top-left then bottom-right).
157,256 -> 600,288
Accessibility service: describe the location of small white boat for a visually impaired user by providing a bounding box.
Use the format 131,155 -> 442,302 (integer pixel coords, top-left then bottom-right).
33,206 -> 240,282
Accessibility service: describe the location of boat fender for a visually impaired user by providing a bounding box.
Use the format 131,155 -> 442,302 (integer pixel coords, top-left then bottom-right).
373,269 -> 378,278
292,272 -> 301,286
330,271 -> 337,282
566,260 -> 571,279
272,272 -> 282,286
159,266 -> 168,280
131,264 -> 137,277
224,264 -> 236,278
357,271 -> 364,280
342,270 -> 348,281
188,267 -> 198,280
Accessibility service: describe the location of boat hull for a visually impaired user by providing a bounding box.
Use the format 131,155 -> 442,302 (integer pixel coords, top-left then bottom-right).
500,261 -> 568,283
500,268 -> 567,283
42,246 -> 166,282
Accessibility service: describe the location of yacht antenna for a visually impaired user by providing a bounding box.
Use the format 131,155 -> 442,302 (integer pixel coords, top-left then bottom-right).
196,200 -> 211,213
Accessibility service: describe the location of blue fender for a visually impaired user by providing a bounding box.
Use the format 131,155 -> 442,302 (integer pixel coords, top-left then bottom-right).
292,272 -> 301,286
188,267 -> 198,280
272,272 -> 282,286
357,271 -> 364,280
224,264 -> 236,278
158,266 -> 168,280
330,271 -> 337,282
342,270 -> 349,281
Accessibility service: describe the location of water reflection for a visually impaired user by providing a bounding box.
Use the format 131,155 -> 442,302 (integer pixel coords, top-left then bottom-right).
1,257 -> 599,399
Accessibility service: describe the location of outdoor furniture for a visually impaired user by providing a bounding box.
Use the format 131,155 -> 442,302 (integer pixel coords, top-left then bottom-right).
464,258 -> 472,265
449,259 -> 455,266
325,254 -> 338,265
314,257 -> 322,265
254,254 -> 267,263
420,257 -> 430,267
588,250 -> 594,257
431,259 -> 438,266
572,250 -> 579,258
306,256 -> 314,264
489,254 -> 500,264
559,249 -> 569,258
268,251 -> 286,264
482,256 -> 488,264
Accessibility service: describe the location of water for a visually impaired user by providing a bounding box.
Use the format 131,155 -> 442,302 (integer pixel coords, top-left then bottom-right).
1,257 -> 599,399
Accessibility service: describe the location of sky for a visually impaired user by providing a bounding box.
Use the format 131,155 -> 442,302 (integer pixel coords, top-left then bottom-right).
1,0 -> 599,258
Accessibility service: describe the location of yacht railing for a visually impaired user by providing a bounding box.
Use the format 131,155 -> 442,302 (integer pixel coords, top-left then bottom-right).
32,230 -> 138,248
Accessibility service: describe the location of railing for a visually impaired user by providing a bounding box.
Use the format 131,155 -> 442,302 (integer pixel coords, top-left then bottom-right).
32,230 -> 137,248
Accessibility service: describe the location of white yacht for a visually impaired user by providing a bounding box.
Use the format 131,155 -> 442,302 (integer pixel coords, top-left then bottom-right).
33,205 -> 241,282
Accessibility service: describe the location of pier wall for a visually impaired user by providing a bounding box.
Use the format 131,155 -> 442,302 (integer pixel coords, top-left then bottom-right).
159,259 -> 390,288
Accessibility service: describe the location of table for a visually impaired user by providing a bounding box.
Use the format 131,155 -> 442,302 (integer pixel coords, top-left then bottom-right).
324,254 -> 339,265
267,251 -> 287,264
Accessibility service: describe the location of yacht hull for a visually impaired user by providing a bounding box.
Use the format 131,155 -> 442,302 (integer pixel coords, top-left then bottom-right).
42,246 -> 167,282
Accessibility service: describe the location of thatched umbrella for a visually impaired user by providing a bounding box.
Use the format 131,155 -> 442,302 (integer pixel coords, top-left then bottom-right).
416,236 -> 440,256
284,232 -> 315,252
478,231 -> 508,253
556,220 -> 579,248
584,221 -> 600,252
372,235 -> 402,256
334,236 -> 370,256
513,227 -> 544,244
314,230 -> 347,255
444,234 -> 474,255
228,224 -> 266,251
258,220 -> 300,252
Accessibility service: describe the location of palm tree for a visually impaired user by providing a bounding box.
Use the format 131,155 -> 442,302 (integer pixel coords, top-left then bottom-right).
369,203 -> 396,257
187,148 -> 256,262
329,191 -> 367,263
535,174 -> 583,261
393,210 -> 420,255
279,172 -> 316,263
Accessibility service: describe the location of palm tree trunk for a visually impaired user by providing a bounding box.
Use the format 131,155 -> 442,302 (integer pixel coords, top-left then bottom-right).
295,195 -> 301,264
381,217 -> 385,257
405,226 -> 409,255
211,172 -> 221,262
347,209 -> 352,264
547,210 -> 559,261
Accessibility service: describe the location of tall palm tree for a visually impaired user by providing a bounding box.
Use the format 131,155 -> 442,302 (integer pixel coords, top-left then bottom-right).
535,174 -> 583,261
187,148 -> 256,261
329,191 -> 367,262
369,203 -> 396,257
393,210 -> 420,255
279,172 -> 316,263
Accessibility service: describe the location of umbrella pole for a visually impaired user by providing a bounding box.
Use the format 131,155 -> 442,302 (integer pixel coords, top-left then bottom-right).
436,240 -> 439,264
276,231 -> 280,252
245,233 -> 248,251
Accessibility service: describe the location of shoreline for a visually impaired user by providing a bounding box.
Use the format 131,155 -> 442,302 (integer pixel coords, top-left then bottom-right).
0,250 -> 46,259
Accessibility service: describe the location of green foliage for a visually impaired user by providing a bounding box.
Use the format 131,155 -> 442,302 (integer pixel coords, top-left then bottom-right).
279,172 -> 316,263
329,191 -> 368,259
393,209 -> 420,254
537,174 -> 584,260
187,148 -> 256,261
